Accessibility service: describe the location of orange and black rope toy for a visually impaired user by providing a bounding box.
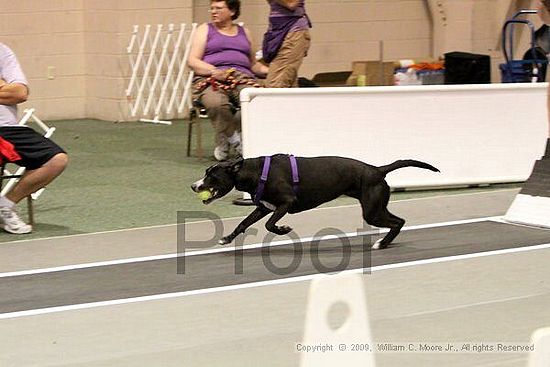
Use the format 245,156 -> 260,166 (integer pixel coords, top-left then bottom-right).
194,68 -> 262,93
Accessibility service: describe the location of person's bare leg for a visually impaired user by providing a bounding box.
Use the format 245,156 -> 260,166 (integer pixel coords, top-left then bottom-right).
5,153 -> 68,204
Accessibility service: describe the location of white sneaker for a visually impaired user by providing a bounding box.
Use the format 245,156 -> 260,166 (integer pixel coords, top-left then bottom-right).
0,206 -> 32,234
214,143 -> 229,161
198,108 -> 208,119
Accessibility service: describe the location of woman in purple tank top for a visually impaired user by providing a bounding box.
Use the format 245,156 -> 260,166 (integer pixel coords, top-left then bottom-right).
189,0 -> 268,161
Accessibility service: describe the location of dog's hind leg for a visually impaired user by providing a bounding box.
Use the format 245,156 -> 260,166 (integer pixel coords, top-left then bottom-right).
219,206 -> 271,245
359,183 -> 405,249
265,201 -> 294,235
370,210 -> 405,249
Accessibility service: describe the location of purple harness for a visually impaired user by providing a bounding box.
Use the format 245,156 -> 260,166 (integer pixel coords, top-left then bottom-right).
254,155 -> 299,206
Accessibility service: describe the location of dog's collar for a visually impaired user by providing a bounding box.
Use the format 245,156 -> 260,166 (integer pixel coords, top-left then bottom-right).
254,155 -> 299,206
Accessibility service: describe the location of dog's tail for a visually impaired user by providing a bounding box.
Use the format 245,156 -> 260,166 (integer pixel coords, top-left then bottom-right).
378,159 -> 440,176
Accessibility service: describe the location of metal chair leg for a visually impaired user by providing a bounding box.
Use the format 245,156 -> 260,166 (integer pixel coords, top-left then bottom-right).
187,107 -> 204,159
187,118 -> 193,157
196,108 -> 203,159
27,196 -> 34,227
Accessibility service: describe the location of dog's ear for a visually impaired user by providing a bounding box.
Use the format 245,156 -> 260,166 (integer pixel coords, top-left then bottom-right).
229,158 -> 244,174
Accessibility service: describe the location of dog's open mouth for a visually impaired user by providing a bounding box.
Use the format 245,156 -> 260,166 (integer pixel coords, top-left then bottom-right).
202,189 -> 218,204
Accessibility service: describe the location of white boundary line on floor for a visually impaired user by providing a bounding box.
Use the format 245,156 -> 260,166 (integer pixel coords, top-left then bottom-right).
1,239 -> 550,320
0,187 -> 517,246
0,216 -> 501,279
381,292 -> 549,320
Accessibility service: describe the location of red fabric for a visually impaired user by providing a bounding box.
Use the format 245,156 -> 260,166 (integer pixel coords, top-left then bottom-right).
0,136 -> 21,164
410,62 -> 444,71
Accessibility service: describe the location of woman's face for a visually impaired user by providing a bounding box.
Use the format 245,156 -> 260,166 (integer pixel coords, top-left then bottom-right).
210,1 -> 235,23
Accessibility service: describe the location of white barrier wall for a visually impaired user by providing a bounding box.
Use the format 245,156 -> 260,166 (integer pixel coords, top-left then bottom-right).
241,84 -> 548,189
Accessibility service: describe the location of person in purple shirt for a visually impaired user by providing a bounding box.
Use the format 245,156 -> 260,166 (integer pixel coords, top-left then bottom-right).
188,0 -> 268,161
263,0 -> 311,87
540,0 -> 550,142
0,43 -> 68,234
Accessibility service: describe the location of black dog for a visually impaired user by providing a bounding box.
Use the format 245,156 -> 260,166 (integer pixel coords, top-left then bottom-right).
191,154 -> 439,249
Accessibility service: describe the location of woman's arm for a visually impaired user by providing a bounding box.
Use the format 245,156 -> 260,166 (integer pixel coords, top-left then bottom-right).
188,23 -> 223,77
251,60 -> 269,78
244,27 -> 269,78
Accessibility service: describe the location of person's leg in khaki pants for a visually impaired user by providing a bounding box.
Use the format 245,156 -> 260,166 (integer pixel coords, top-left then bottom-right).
200,86 -> 238,160
266,30 -> 311,88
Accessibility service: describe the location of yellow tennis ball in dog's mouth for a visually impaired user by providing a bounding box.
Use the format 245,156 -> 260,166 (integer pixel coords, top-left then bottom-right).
197,190 -> 212,201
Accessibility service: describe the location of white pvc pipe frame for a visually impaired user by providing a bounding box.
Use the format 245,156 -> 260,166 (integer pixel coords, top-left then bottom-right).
126,23 -> 197,124
240,83 -> 548,189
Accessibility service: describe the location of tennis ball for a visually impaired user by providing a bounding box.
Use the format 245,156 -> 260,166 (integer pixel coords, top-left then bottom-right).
197,190 -> 212,201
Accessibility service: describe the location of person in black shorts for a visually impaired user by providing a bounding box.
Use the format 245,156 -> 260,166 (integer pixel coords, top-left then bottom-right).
0,42 -> 68,234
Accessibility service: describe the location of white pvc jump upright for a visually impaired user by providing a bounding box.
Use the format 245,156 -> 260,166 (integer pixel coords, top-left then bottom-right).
529,328 -> 550,367
301,274 -> 375,367
126,23 -> 197,125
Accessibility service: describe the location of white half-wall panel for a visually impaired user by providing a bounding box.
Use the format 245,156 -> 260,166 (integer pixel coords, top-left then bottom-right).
241,84 -> 548,189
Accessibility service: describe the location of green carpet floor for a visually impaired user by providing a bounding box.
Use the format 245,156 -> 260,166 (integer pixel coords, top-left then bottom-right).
0,117 -> 521,243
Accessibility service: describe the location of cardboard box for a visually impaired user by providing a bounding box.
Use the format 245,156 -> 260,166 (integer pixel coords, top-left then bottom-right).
346,61 -> 397,86
346,58 -> 442,86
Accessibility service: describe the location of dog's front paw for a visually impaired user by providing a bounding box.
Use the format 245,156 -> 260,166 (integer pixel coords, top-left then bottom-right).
274,225 -> 293,235
371,238 -> 387,250
218,236 -> 233,246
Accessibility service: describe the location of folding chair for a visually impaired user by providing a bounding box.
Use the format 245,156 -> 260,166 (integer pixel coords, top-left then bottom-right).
0,108 -> 56,225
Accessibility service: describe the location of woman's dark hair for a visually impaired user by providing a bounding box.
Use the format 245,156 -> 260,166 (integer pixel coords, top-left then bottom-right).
213,0 -> 240,20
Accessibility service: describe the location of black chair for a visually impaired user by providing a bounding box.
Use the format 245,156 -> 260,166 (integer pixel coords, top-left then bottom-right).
187,100 -> 205,158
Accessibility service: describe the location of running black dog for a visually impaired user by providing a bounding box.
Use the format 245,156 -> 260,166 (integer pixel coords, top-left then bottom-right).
191,154 -> 439,249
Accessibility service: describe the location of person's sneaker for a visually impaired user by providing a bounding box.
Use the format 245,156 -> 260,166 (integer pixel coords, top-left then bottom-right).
198,107 -> 208,119
0,206 -> 32,234
213,143 -> 229,161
